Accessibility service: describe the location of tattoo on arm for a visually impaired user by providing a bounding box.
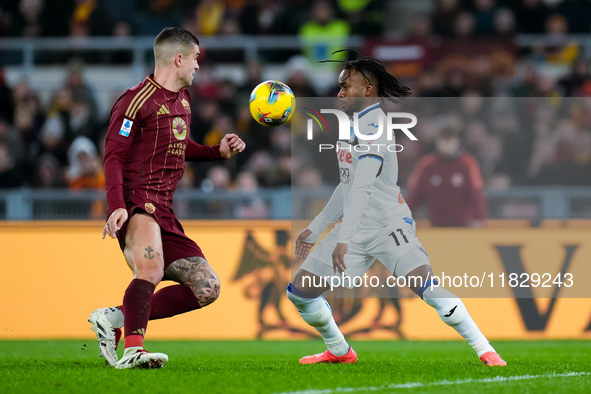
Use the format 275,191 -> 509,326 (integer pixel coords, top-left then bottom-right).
164,256 -> 220,307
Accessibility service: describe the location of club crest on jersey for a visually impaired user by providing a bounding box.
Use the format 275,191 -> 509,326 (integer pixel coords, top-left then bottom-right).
172,117 -> 187,140
119,119 -> 133,137
145,203 -> 156,214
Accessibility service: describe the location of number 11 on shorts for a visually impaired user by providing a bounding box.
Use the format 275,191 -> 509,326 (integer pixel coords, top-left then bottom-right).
389,229 -> 409,246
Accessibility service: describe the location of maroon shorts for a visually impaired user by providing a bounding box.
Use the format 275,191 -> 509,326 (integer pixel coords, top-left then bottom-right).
116,203 -> 205,267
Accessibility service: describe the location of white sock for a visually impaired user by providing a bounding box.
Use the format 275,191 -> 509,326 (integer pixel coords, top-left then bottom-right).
454,319 -> 495,357
422,286 -> 495,357
287,289 -> 350,356
105,306 -> 124,328
321,324 -> 349,356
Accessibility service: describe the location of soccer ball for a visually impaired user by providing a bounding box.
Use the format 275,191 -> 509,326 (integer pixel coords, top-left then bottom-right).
249,80 -> 295,126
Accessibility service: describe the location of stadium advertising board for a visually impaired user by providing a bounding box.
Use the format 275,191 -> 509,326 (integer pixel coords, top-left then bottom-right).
0,221 -> 589,340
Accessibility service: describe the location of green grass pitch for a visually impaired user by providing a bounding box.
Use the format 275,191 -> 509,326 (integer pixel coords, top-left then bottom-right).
1,340 -> 590,393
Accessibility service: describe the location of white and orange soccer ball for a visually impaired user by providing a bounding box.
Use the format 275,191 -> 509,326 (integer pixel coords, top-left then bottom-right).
249,80 -> 295,126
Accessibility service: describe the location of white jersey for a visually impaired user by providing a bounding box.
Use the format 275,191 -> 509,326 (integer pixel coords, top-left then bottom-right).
308,102 -> 413,245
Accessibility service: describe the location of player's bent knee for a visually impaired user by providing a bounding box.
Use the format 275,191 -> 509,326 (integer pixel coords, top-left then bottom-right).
422,286 -> 467,326
124,246 -> 165,284
136,265 -> 164,284
133,257 -> 164,284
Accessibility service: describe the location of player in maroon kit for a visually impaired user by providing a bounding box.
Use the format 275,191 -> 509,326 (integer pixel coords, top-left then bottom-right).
88,27 -> 246,369
406,127 -> 487,227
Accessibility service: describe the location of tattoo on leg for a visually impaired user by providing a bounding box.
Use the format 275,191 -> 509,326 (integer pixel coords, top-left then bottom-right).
144,246 -> 155,260
164,257 -> 220,307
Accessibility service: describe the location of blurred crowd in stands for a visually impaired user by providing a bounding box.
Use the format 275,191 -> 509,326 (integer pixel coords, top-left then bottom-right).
1,0 -> 591,206
3,0 -> 591,38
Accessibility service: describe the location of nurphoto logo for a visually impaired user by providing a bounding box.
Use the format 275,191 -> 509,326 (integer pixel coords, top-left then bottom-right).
303,108 -> 418,152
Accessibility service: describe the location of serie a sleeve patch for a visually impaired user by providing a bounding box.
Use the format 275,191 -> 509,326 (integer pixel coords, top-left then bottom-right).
119,119 -> 133,137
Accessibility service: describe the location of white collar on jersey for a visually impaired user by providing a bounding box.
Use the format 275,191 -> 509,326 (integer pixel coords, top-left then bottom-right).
347,102 -> 381,143
357,102 -> 380,119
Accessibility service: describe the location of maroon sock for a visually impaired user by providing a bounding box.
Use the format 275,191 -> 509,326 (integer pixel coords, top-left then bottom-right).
149,285 -> 201,320
123,278 -> 155,349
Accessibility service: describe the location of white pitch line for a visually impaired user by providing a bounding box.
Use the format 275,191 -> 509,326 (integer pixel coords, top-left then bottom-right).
275,371 -> 591,394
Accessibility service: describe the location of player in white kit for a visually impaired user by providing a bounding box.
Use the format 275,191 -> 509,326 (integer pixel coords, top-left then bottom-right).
287,50 -> 506,366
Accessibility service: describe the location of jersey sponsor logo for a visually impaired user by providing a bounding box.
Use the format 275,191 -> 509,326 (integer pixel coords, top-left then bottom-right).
145,203 -> 156,214
167,142 -> 186,156
119,119 -> 133,137
172,117 -> 187,140
181,98 -> 191,113
340,167 -> 351,184
157,104 -> 170,116
338,149 -> 352,164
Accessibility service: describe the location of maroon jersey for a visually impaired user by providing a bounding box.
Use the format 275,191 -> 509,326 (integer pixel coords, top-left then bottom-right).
405,152 -> 487,227
104,75 -> 223,218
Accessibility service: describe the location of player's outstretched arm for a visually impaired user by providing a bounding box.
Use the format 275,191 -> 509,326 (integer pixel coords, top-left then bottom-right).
185,134 -> 245,162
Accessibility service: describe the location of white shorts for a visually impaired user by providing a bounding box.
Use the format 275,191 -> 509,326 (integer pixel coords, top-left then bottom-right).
299,217 -> 430,289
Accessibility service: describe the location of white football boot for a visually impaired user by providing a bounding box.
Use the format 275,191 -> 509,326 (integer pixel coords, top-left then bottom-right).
88,307 -> 123,366
115,347 -> 168,369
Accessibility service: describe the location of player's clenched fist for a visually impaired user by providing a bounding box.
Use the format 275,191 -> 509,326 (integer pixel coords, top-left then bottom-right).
219,134 -> 246,159
102,208 -> 129,239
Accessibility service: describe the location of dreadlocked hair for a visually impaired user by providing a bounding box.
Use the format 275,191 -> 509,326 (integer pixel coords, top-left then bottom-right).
320,49 -> 411,103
